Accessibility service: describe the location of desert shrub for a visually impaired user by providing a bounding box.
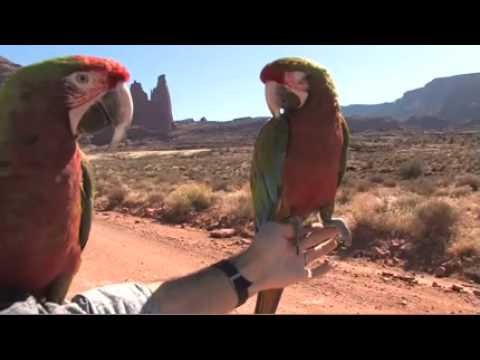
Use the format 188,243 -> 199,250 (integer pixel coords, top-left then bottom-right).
163,183 -> 215,223
104,185 -> 129,210
145,192 -> 165,208
399,159 -> 424,179
220,186 -> 253,221
337,187 -> 355,205
409,199 -> 458,263
369,175 -> 384,184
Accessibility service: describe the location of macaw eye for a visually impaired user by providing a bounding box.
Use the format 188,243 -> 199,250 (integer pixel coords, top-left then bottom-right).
75,73 -> 90,85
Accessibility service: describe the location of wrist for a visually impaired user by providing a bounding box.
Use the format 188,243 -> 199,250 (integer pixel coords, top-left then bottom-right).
230,250 -> 265,297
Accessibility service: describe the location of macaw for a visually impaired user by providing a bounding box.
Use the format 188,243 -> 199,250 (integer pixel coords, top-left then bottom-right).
250,57 -> 351,314
0,55 -> 133,304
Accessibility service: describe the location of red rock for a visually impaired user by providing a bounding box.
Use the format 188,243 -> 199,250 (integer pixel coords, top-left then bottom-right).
391,239 -> 402,248
210,228 -> 237,239
372,246 -> 389,258
145,208 -> 159,217
434,266 -> 447,278
451,284 -> 464,293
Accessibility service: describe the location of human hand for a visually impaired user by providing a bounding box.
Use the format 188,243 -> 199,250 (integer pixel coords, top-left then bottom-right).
232,222 -> 339,295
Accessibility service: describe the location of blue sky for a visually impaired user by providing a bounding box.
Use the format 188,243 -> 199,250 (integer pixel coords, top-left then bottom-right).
1,45 -> 480,121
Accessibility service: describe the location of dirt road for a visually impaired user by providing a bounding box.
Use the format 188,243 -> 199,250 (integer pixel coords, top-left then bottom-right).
69,212 -> 480,314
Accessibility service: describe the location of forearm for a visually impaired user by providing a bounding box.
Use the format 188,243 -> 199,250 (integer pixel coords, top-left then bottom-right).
142,251 -> 260,314
140,223 -> 338,314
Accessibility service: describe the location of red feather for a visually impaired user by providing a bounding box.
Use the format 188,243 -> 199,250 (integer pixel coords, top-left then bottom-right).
73,55 -> 130,86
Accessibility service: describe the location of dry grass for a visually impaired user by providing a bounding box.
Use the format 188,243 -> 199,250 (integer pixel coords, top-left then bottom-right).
354,179 -> 372,193
450,185 -> 472,198
163,183 -> 215,223
104,185 -> 129,211
350,193 -> 392,247
456,174 -> 480,191
219,185 -> 254,222
406,178 -> 437,196
350,191 -> 461,266
449,229 -> 480,258
383,179 -> 397,188
409,200 -> 458,259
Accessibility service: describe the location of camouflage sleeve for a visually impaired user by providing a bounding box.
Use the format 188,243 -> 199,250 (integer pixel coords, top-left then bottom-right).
0,283 -> 154,315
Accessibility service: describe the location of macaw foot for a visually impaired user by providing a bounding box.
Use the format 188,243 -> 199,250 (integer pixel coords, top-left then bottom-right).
288,216 -> 304,255
322,217 -> 352,248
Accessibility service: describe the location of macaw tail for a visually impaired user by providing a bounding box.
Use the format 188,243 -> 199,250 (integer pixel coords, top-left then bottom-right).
254,288 -> 284,314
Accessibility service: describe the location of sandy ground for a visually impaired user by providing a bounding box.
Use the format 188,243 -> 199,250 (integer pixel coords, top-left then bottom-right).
69,212 -> 480,314
88,149 -> 211,161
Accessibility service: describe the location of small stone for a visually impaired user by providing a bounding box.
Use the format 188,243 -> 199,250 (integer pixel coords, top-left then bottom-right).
135,220 -> 141,224
240,238 -> 252,245
432,281 -> 440,288
145,208 -> 158,217
385,258 -> 395,267
451,284 -> 464,293
372,246 -> 389,258
473,290 -> 480,298
399,243 -> 414,254
400,300 -> 408,306
434,266 -> 447,278
210,228 -> 237,239
391,239 -> 402,248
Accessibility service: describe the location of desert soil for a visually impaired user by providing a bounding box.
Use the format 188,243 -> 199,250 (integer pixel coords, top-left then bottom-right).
69,212 -> 480,314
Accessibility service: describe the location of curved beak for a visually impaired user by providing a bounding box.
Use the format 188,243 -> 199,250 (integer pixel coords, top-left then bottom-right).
265,81 -> 308,118
78,83 -> 134,145
265,81 -> 283,118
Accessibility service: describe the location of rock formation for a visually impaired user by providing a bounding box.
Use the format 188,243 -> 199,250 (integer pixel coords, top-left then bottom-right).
342,73 -> 480,124
0,56 -> 21,86
91,74 -> 174,145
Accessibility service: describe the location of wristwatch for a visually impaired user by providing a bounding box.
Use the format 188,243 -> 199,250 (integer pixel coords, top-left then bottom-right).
213,260 -> 253,307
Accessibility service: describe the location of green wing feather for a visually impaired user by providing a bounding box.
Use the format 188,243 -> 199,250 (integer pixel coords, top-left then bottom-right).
250,115 -> 289,229
79,156 -> 94,250
337,116 -> 350,187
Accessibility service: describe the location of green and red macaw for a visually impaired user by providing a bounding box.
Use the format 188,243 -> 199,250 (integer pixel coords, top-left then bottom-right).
250,57 -> 351,314
0,56 -> 133,304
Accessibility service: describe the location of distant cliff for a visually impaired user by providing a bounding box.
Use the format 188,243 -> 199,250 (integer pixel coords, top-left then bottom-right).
342,73 -> 480,124
0,56 -> 20,86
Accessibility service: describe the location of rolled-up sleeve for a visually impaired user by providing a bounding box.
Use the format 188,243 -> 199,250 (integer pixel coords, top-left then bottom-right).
1,283 -> 154,315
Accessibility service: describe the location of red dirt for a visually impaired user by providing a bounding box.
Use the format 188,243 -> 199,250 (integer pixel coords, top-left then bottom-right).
69,212 -> 480,314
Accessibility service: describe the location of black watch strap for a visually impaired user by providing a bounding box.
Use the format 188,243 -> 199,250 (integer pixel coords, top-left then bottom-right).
213,260 -> 252,307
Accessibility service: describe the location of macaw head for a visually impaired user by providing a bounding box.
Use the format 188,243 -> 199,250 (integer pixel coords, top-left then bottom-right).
260,57 -> 338,118
0,55 -> 134,175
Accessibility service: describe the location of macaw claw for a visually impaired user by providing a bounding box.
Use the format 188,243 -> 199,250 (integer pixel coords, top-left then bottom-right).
288,216 -> 304,255
323,218 -> 352,248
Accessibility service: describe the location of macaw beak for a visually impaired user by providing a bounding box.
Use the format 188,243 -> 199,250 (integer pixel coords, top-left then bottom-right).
77,82 -> 134,145
265,80 -> 309,118
265,81 -> 283,118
